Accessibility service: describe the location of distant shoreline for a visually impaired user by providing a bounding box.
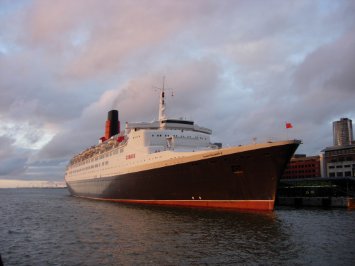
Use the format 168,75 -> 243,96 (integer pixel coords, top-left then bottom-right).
0,187 -> 67,189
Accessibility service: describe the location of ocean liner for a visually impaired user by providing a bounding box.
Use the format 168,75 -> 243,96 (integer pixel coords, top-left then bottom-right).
65,86 -> 300,211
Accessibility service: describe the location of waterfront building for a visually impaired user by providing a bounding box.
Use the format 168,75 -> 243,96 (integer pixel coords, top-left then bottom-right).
333,118 -> 353,146
320,118 -> 355,177
322,144 -> 355,177
282,154 -> 321,179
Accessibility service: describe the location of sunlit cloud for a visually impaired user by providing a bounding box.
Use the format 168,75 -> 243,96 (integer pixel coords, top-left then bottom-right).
0,119 -> 55,150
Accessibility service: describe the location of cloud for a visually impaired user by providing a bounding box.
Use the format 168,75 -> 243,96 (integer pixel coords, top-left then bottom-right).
0,0 -> 354,182
291,29 -> 355,123
0,157 -> 28,176
0,136 -> 30,178
0,136 -> 15,160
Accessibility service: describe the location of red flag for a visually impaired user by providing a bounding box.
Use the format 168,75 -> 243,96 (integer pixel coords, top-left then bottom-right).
286,122 -> 293,129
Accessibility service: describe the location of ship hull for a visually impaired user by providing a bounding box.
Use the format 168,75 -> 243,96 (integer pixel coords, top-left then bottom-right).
66,141 -> 299,211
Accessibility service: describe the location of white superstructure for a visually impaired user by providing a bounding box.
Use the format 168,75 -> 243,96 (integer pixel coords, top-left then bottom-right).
65,85 -> 218,182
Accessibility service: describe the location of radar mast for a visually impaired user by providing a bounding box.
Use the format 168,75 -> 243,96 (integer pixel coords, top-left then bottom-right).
158,76 -> 167,121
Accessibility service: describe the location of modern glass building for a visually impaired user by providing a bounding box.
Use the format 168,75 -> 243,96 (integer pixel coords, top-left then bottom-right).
333,118 -> 353,146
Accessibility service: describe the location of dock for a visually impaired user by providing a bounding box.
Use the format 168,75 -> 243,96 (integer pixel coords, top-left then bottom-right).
276,177 -> 355,208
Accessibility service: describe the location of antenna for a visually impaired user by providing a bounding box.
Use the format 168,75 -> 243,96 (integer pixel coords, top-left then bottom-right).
153,76 -> 174,122
159,76 -> 166,121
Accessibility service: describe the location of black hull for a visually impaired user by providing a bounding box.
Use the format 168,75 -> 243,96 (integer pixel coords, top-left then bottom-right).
66,141 -> 299,210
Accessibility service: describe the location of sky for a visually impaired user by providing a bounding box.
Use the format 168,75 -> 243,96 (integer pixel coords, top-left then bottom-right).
0,0 -> 354,184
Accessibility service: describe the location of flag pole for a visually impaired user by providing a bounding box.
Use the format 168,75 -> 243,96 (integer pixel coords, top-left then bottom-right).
285,122 -> 293,140
286,121 -> 288,140
287,126 -> 289,140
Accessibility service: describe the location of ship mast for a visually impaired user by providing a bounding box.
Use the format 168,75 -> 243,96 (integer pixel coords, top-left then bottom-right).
158,76 -> 167,121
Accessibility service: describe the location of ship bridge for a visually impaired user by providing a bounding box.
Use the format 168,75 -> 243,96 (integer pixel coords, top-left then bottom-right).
126,119 -> 212,135
125,78 -> 212,135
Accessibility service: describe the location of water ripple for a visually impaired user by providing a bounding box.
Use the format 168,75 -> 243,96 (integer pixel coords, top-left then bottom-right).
0,189 -> 354,265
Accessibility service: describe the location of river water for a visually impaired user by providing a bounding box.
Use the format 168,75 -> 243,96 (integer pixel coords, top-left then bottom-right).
0,188 -> 354,265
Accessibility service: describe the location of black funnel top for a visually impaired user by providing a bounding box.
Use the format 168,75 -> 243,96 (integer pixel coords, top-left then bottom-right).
108,110 -> 119,137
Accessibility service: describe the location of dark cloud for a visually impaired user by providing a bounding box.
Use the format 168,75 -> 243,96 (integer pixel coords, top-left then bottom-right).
0,136 -> 30,178
294,31 -> 355,89
292,30 -> 355,121
0,157 -> 28,176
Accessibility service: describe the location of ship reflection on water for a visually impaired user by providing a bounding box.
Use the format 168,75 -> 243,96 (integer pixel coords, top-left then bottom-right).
75,200 -> 287,264
72,199 -> 332,265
